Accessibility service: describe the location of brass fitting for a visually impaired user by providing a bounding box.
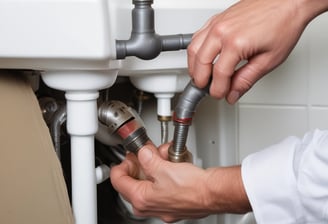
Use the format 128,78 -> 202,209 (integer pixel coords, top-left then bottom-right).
168,144 -> 193,163
157,115 -> 172,122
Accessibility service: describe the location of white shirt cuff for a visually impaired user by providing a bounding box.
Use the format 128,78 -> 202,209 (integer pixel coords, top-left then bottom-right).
241,136 -> 304,224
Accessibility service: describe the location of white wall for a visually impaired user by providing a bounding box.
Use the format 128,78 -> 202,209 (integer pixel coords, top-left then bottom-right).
237,13 -> 328,161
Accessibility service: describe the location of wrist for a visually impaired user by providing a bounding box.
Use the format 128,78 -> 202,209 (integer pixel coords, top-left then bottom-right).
296,0 -> 328,25
204,166 -> 252,214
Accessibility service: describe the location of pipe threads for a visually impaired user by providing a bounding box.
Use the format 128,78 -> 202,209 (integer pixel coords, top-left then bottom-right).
123,127 -> 150,154
160,120 -> 169,144
133,0 -> 153,4
172,123 -> 189,153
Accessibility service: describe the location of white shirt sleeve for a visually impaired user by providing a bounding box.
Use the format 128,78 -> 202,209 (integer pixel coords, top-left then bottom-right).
241,129 -> 328,224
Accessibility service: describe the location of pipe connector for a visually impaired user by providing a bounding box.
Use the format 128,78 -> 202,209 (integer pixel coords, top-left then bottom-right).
116,0 -> 192,60
98,101 -> 150,154
96,164 -> 110,184
133,0 -> 153,4
168,144 -> 193,163
98,100 -> 134,135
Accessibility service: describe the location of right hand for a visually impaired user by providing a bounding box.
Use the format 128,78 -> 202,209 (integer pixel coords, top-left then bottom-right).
187,0 -> 326,104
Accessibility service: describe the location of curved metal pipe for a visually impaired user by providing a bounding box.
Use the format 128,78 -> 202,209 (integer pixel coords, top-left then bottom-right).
160,120 -> 169,144
38,97 -> 59,125
169,80 -> 210,163
98,101 -> 150,154
116,0 -> 192,60
50,105 -> 67,159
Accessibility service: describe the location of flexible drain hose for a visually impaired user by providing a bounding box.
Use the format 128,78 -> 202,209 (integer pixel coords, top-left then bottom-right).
169,80 -> 210,163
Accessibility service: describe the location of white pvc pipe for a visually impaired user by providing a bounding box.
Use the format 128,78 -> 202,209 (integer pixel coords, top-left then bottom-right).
71,136 -> 97,224
96,164 -> 110,184
66,91 -> 99,224
41,70 -> 118,224
155,93 -> 174,117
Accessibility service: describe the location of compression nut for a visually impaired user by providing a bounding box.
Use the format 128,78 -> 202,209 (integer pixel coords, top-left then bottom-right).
168,145 -> 193,163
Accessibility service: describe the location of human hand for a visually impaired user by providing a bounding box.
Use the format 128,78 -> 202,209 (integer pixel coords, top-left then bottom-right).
110,143 -> 251,223
188,0 -> 327,104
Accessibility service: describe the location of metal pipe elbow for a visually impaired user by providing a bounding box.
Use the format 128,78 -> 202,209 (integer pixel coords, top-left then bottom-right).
98,101 -> 150,154
174,80 -> 209,121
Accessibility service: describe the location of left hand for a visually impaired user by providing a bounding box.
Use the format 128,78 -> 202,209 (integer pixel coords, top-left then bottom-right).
110,143 -> 251,223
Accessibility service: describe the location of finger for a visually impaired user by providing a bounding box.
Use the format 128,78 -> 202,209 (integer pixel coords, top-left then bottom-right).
187,32 -> 207,76
158,143 -> 170,160
191,28 -> 223,89
187,17 -> 216,76
125,152 -> 148,179
210,49 -> 241,99
138,141 -> 161,157
226,53 -> 271,104
110,161 -> 142,200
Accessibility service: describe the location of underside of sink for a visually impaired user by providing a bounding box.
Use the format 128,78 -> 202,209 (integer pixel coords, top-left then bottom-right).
0,0 -> 237,71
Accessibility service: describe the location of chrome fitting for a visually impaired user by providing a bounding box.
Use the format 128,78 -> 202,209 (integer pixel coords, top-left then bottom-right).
122,126 -> 149,154
98,100 -> 150,154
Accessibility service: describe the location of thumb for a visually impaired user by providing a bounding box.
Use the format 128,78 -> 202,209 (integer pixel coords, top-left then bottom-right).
137,144 -> 162,178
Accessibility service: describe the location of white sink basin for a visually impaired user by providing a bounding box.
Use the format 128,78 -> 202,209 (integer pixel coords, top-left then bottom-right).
0,0 -> 118,70
0,0 -> 237,72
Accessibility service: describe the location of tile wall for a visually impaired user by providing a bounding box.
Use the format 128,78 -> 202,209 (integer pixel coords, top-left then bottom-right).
237,13 -> 328,161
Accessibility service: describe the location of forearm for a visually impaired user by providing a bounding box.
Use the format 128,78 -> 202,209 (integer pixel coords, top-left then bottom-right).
205,166 -> 252,214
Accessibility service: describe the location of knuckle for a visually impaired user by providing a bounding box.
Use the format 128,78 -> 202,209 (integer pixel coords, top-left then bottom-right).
237,75 -> 254,92
212,24 -> 247,51
228,36 -> 247,51
131,193 -> 148,212
210,88 -> 227,99
187,44 -> 197,58
195,53 -> 210,66
213,63 -> 230,78
212,22 -> 229,37
209,83 -> 228,99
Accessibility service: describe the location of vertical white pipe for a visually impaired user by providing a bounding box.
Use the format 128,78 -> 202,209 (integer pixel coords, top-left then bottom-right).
155,93 -> 174,117
41,70 -> 118,224
71,136 -> 97,224
155,93 -> 174,143
65,91 -> 99,224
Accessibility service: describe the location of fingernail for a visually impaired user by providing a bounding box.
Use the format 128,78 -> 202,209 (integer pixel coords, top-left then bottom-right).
139,147 -> 153,164
227,90 -> 240,104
